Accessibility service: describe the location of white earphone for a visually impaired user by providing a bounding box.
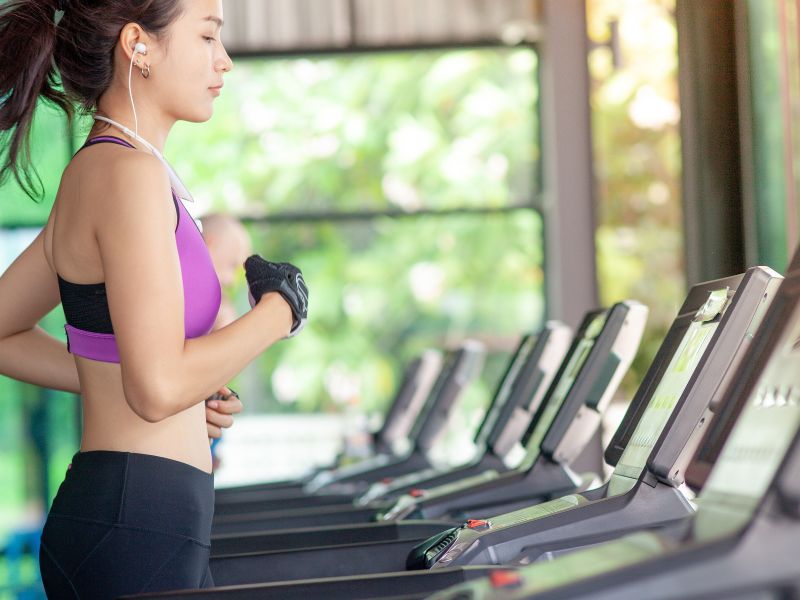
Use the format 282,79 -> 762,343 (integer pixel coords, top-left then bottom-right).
127,42 -> 148,139
93,39 -> 195,202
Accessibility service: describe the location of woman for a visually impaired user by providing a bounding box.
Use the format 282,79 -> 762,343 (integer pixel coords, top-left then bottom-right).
0,0 -> 308,596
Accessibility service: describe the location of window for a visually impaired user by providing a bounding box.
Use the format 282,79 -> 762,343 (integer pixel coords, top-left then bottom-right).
167,48 -> 544,409
167,48 -> 545,474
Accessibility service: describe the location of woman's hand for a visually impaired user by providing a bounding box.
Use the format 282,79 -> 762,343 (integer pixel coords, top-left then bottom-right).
244,255 -> 308,337
205,386 -> 243,440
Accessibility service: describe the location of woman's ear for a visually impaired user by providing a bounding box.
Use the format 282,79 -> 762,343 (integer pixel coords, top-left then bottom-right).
119,23 -> 153,62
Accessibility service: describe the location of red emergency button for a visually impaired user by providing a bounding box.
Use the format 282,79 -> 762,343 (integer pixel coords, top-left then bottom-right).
409,488 -> 426,498
489,569 -> 522,589
466,519 -> 490,530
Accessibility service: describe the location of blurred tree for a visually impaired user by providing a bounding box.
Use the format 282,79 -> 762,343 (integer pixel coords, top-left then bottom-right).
163,48 -> 545,420
587,0 -> 685,395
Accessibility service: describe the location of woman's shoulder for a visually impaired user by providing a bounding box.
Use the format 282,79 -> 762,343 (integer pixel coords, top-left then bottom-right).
71,146 -> 171,206
74,143 -> 166,183
64,146 -> 177,237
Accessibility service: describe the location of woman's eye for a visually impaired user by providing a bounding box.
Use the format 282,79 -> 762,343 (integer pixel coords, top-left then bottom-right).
204,36 -> 216,43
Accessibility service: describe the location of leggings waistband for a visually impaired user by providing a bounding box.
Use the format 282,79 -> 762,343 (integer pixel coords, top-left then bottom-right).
50,450 -> 214,545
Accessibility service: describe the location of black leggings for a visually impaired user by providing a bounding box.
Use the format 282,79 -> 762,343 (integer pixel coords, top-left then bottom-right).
39,450 -> 215,599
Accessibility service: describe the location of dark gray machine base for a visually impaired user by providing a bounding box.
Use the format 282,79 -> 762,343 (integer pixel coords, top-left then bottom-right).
211,503 -> 381,535
210,520 -> 455,556
210,460 -> 580,536
389,459 -> 583,522
124,567 -> 492,600
211,538 -> 428,585
213,490 -> 355,516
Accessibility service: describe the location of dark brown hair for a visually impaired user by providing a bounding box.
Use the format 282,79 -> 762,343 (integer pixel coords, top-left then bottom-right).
0,0 -> 184,200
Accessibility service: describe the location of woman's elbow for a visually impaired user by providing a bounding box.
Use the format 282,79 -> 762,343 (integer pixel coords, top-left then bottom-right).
130,401 -> 169,424
122,377 -> 175,423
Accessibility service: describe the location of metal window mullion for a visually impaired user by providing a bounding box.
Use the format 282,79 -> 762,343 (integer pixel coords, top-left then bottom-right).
242,203 -> 541,225
538,0 -> 599,329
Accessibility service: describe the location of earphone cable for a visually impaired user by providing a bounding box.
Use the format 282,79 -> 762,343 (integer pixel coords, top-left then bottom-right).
128,51 -> 139,138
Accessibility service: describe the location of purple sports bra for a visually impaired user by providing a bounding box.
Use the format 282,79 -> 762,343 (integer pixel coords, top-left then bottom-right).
58,136 -> 221,363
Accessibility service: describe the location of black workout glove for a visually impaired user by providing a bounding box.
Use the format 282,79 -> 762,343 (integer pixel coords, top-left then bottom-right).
244,255 -> 308,337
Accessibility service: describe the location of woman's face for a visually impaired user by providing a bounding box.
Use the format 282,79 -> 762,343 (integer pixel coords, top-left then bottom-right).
153,0 -> 232,123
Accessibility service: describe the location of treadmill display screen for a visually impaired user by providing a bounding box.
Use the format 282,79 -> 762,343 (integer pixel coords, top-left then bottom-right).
475,334 -> 538,446
612,290 -> 727,481
407,352 -> 457,442
517,312 -> 607,469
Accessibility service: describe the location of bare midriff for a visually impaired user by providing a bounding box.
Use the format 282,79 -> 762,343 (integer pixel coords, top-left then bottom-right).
76,358 -> 212,474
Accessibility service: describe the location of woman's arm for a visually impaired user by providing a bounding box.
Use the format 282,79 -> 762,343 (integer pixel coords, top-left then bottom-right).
0,230 -> 80,393
0,327 -> 79,393
98,153 -> 292,423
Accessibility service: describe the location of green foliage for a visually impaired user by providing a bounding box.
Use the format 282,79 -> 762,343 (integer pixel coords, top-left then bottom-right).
244,211 -> 544,414
168,49 -> 540,215
0,101 -> 78,226
166,48 -> 545,414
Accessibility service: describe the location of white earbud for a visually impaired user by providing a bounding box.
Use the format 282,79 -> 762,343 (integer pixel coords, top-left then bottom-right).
127,42 -> 149,141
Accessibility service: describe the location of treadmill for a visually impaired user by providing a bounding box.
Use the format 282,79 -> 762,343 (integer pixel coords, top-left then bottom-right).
214,324 -> 572,515
124,303 -> 645,599
214,349 -> 444,502
129,270 -> 781,599
209,302 -> 646,534
198,269 -> 774,589
304,341 -> 485,494
318,342 -> 488,485
207,323 -> 573,550
406,266 -> 781,570
422,255 -> 800,600
356,323 -> 574,503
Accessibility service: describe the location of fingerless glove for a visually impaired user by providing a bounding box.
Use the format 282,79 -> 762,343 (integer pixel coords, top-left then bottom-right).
244,255 -> 308,337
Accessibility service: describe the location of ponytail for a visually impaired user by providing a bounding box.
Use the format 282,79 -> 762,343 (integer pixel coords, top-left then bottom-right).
0,0 -> 74,201
0,0 -> 184,202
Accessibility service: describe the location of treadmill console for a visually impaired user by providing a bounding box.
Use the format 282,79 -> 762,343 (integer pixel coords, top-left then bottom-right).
610,288 -> 729,486
379,310 -> 613,523
377,350 -> 444,452
541,303 -> 648,465
427,256 -> 800,600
